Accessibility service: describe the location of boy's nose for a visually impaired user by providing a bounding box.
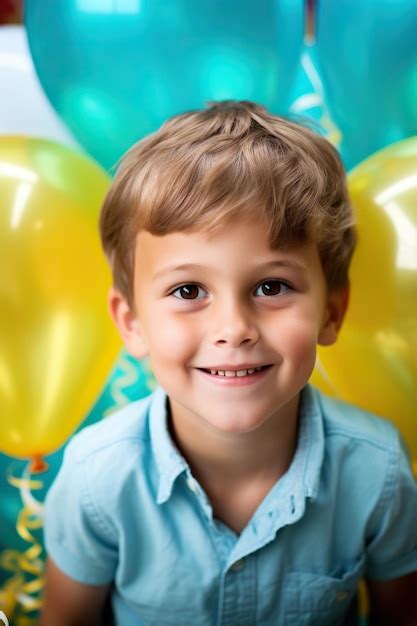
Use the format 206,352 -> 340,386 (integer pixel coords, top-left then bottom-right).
210,300 -> 259,348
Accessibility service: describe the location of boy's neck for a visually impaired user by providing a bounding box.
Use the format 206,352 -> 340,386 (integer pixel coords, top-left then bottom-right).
167,393 -> 300,491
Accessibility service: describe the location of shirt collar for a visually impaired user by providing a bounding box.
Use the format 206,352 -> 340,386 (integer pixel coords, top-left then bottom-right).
148,384 -> 325,507
149,386 -> 188,504
253,384 -> 325,535
297,383 -> 325,500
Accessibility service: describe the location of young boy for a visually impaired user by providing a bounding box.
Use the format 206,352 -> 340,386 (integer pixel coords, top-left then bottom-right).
41,101 -> 417,626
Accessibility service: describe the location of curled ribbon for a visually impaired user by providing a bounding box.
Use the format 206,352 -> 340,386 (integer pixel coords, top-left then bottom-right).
104,353 -> 156,417
142,357 -> 157,393
104,351 -> 143,416
290,45 -> 342,152
0,466 -> 45,625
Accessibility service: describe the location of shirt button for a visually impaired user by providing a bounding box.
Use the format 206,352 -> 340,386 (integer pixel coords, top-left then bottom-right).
230,559 -> 245,572
335,590 -> 349,602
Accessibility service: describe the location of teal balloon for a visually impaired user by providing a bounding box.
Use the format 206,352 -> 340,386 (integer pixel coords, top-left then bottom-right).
25,0 -> 304,169
315,0 -> 417,169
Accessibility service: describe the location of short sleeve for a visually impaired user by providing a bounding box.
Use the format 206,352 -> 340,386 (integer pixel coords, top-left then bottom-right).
364,434 -> 417,581
44,436 -> 118,585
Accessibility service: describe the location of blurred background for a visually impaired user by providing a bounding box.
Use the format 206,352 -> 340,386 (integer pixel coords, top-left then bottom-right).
1,1 -> 416,623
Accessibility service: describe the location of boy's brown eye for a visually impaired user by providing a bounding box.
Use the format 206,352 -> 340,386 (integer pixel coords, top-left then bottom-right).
175,284 -> 201,299
180,285 -> 199,299
256,280 -> 289,296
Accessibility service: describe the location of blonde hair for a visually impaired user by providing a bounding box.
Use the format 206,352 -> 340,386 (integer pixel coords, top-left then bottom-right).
100,100 -> 356,308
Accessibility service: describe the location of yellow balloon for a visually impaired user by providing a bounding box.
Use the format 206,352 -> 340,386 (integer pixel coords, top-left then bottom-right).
0,136 -> 120,465
312,137 -> 417,459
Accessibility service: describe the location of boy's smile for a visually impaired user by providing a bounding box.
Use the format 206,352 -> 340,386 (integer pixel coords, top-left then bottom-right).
112,215 -> 346,444
195,363 -> 273,386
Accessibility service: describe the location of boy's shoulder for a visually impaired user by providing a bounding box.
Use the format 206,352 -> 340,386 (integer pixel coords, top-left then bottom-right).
312,385 -> 405,455
65,392 -> 155,466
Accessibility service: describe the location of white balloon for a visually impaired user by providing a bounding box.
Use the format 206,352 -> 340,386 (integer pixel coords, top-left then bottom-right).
0,25 -> 80,148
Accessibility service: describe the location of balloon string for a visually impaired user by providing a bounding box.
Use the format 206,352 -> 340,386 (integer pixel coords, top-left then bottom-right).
304,0 -> 317,45
0,465 -> 45,624
104,353 -> 156,417
358,579 -> 369,619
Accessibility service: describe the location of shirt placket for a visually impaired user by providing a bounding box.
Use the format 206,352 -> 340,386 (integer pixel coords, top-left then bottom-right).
187,479 -> 258,626
218,553 -> 257,626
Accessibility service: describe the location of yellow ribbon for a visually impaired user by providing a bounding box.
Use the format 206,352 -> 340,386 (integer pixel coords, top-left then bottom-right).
0,468 -> 45,624
143,357 -> 157,393
104,352 -> 142,416
104,353 -> 156,417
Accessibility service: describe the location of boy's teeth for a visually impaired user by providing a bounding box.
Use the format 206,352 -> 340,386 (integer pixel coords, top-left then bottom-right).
208,367 -> 265,377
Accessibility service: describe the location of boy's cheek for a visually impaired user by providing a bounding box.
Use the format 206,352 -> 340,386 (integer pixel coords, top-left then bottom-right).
267,312 -> 320,345
145,318 -> 198,360
273,323 -> 319,370
143,308 -> 319,359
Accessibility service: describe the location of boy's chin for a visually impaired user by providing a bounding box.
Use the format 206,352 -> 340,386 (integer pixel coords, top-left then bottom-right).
198,406 -> 284,435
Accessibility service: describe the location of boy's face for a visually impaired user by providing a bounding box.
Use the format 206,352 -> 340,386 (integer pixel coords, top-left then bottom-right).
111,215 -> 347,435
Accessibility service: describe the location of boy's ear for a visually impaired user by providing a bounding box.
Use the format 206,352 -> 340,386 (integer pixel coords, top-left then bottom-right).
318,285 -> 350,346
107,287 -> 149,359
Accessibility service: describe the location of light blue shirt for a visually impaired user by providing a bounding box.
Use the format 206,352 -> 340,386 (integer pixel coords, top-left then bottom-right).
44,385 -> 417,626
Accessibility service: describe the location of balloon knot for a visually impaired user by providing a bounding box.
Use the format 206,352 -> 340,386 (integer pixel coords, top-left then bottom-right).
29,456 -> 48,474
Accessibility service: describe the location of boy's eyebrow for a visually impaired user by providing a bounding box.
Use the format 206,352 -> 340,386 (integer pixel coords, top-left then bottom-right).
153,259 -> 308,280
